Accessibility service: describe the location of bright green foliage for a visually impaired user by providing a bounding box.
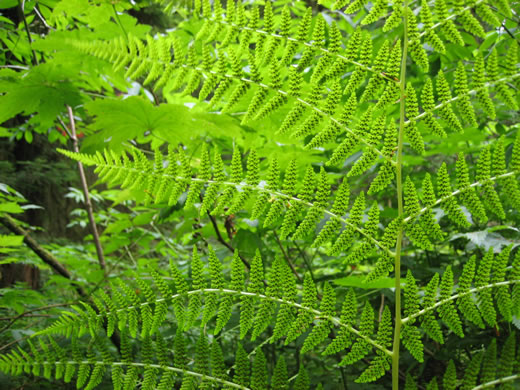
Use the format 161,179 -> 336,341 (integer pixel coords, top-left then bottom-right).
301,282 -> 335,354
435,0 -> 464,44
271,262 -> 298,343
202,246 -> 224,326
292,167 -> 330,240
313,179 -> 350,248
285,273 -> 317,344
356,306 -> 392,382
329,192 -> 365,255
251,256 -> 283,340
215,250 -> 244,334
250,348 -> 268,390
476,145 -> 506,219
407,8 -> 428,71
437,163 -> 470,228
454,62 -> 477,127
3,1 -> 520,390
404,177 -> 433,250
438,266 -> 464,337
323,288 -> 357,355
494,137 -> 520,211
435,70 -> 463,133
404,270 -> 420,322
240,250 -> 264,339
426,378 -> 439,390
443,360 -> 457,390
210,341 -> 227,381
233,344 -> 250,387
401,323 -> 424,363
420,78 -> 446,138
293,365 -> 310,390
339,302 -> 374,366
369,121 -> 398,194
456,256 -> 484,328
481,338 -> 497,385
456,152 -> 487,224
421,273 -> 444,344
492,245 -> 513,322
278,165 -> 315,238
497,332 -> 516,385
473,53 -> 496,119
487,49 -> 519,110
419,0 -> 444,53
475,249 -> 497,327
404,83 -> 424,154
512,251 -> 520,318
185,247 -> 205,330
344,201 -> 379,264
272,356 -> 288,389
348,115 -> 385,177
461,352 -> 483,390
195,332 -> 210,384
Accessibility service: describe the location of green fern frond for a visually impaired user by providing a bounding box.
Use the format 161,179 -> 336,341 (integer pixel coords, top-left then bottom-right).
438,266 -> 464,337
272,356 -> 288,389
461,351 -> 483,390
355,306 -> 392,383
456,255 -> 485,328
323,288 -> 357,355
300,281 -> 336,354
475,250 -> 499,328
285,273 -> 317,344
443,360 -> 457,390
339,302 -> 374,366
240,250 -> 264,339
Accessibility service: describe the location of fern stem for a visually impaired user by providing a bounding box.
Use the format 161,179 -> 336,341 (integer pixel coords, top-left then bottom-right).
89,288 -> 392,356
392,3 -> 410,389
471,374 -> 520,390
402,170 -> 519,224
401,279 -> 520,324
406,73 -> 520,125
201,19 -> 399,83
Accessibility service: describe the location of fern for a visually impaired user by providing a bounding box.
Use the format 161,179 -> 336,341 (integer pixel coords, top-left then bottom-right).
2,0 -> 520,388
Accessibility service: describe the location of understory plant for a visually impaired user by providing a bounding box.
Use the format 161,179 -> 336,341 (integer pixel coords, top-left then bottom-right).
1,0 -> 520,389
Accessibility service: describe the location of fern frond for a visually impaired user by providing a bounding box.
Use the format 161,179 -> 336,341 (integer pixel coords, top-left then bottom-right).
437,266 -> 464,337
339,302 -> 374,366
240,250 -> 264,339
355,306 -> 392,383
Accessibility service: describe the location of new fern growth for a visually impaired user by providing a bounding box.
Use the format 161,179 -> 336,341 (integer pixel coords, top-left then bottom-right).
2,0 -> 520,389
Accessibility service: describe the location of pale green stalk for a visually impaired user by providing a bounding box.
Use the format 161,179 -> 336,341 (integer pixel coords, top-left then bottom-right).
392,3 -> 409,389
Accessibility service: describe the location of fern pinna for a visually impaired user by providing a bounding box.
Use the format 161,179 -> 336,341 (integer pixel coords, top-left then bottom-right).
2,0 -> 520,388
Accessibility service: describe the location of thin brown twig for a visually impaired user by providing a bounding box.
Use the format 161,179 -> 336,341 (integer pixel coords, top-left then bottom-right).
0,302 -> 73,335
205,210 -> 250,270
18,0 -> 38,66
0,215 -> 121,351
0,314 -> 51,320
66,105 -> 107,272
293,241 -> 316,282
273,231 -> 302,282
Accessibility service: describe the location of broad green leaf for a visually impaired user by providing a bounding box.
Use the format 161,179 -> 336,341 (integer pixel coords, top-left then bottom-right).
334,275 -> 396,289
0,202 -> 24,214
